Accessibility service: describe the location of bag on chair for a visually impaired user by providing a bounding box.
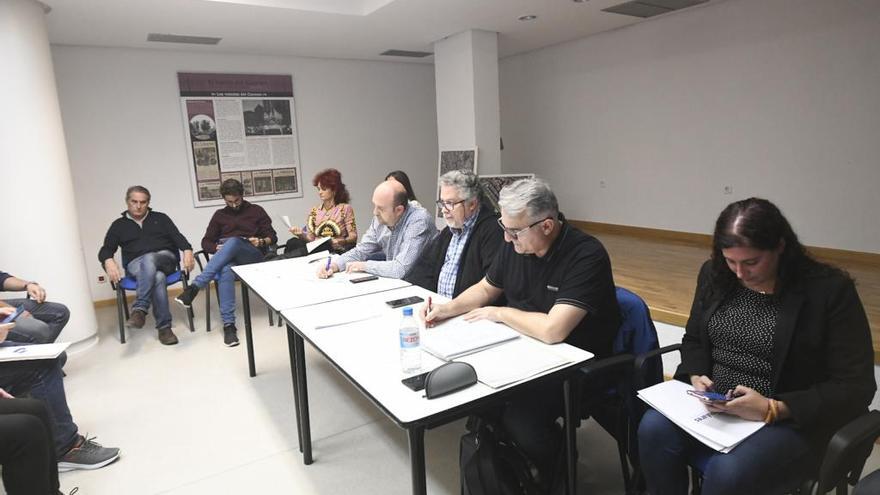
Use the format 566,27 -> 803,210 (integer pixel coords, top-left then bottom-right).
460,416 -> 543,495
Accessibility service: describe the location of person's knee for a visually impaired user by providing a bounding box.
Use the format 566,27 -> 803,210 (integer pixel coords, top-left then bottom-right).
153,270 -> 167,285
638,409 -> 675,445
701,459 -> 753,495
0,414 -> 49,449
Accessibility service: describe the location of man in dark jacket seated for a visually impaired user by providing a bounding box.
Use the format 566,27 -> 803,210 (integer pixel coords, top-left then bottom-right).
405,169 -> 503,299
98,185 -> 194,345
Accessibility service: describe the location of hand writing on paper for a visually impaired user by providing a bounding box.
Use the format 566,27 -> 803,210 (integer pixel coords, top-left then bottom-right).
316,262 -> 340,279
420,301 -> 453,326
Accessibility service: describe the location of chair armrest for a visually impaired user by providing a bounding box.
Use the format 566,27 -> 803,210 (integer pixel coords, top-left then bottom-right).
194,250 -> 209,271
816,410 -> 880,494
633,343 -> 681,390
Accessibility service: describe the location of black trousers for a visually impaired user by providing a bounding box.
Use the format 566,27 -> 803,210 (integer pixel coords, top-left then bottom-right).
0,398 -> 59,495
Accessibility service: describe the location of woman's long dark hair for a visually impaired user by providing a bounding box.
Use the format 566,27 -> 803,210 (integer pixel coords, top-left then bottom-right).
710,197 -> 837,296
385,170 -> 417,202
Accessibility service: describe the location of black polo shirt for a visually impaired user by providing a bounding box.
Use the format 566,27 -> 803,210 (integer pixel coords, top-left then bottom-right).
485,215 -> 620,358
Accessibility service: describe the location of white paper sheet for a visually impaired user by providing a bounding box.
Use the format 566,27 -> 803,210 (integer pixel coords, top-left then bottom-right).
0,342 -> 71,362
455,337 -> 571,388
421,316 -> 520,360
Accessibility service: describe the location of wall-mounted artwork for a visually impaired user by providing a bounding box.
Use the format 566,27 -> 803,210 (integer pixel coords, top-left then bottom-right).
478,174 -> 535,213
436,148 -> 478,217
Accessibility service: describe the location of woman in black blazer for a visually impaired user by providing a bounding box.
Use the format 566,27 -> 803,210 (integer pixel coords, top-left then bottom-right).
638,198 -> 875,495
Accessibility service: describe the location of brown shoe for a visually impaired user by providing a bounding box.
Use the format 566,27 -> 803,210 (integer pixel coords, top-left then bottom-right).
157,327 -> 178,345
126,309 -> 146,329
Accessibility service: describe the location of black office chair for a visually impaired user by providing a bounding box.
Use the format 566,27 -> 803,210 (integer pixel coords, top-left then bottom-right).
634,345 -> 880,495
110,266 -> 195,344
575,287 -> 663,494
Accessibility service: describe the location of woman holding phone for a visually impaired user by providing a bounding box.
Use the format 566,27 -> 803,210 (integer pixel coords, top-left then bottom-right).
638,198 -> 875,494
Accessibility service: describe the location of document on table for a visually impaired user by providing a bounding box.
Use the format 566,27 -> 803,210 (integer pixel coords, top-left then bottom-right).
637,379 -> 765,453
421,316 -> 520,360
0,342 -> 70,362
455,337 -> 572,388
293,298 -> 383,330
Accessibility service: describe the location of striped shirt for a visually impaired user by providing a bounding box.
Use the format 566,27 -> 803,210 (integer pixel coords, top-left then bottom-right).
436,206 -> 480,298
336,203 -> 437,279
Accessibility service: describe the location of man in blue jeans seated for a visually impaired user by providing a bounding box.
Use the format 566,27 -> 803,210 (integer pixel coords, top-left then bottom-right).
0,313 -> 120,473
0,271 -> 70,345
98,185 -> 195,345
176,178 -> 276,347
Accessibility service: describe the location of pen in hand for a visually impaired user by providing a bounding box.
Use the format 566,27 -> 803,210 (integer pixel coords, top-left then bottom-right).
426,297 -> 434,328
325,256 -> 332,276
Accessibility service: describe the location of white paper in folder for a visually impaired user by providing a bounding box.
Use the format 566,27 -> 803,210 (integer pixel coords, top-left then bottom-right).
455,337 -> 571,388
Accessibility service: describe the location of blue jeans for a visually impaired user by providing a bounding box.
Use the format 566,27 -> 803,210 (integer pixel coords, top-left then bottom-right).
0,348 -> 78,457
638,409 -> 815,495
193,237 -> 263,326
3,299 -> 70,344
125,250 -> 178,329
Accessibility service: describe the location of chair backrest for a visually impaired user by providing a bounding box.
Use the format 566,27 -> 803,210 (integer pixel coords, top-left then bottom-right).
815,410 -> 880,494
614,287 -> 662,387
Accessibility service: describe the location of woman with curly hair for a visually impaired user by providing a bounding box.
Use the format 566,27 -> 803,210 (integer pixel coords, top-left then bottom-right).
287,168 -> 357,254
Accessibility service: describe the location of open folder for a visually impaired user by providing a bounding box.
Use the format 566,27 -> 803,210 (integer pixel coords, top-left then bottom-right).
637,379 -> 765,453
0,342 -> 70,362
421,317 -> 520,360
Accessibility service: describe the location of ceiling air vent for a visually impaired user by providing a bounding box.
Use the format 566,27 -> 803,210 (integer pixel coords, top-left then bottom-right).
147,33 -> 222,45
380,49 -> 433,58
603,0 -> 708,18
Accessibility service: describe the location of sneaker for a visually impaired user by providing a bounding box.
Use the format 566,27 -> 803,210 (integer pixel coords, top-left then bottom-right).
157,327 -> 179,345
58,435 -> 120,472
223,324 -> 240,347
175,285 -> 200,308
126,309 -> 146,329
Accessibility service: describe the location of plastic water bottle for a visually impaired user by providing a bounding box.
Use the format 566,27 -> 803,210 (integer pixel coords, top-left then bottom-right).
399,307 -> 421,373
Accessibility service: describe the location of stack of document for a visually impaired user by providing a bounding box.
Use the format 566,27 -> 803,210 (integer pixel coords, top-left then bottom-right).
0,342 -> 70,362
456,337 -> 572,388
421,317 -> 520,360
637,379 -> 765,453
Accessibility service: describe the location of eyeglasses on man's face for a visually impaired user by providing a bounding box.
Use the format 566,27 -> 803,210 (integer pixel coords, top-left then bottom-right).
435,199 -> 466,212
497,217 -> 549,240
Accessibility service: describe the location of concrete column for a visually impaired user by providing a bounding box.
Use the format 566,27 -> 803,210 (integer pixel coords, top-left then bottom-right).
434,29 -> 502,175
0,0 -> 98,349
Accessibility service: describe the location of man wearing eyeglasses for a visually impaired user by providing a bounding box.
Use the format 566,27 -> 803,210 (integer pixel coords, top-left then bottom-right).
405,170 -> 503,299
422,177 -> 620,489
317,178 -> 436,279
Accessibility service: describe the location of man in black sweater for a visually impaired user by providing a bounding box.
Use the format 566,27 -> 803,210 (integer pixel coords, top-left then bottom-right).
98,186 -> 194,345
405,170 -> 503,299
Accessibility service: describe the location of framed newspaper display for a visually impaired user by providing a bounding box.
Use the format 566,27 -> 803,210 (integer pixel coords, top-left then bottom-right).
436,148 -> 478,218
178,72 -> 303,207
478,173 -> 535,213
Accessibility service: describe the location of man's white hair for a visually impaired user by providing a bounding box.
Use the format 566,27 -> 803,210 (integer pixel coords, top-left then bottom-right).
498,178 -> 559,220
438,169 -> 481,202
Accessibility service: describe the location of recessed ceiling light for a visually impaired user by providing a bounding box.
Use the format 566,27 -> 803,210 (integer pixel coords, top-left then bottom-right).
518,14 -> 537,21
572,0 -> 589,3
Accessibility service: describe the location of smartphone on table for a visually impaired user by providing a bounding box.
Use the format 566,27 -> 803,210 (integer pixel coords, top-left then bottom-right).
401,371 -> 429,391
386,296 -> 424,308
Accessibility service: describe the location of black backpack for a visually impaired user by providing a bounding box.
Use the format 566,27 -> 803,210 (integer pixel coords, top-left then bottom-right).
460,416 -> 544,495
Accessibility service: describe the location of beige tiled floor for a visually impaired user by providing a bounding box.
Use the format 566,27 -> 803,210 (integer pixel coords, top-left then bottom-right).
5,299 -> 878,494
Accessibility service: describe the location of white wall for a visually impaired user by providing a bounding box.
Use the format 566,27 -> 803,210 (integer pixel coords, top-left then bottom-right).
52,45 -> 438,300
499,0 -> 880,253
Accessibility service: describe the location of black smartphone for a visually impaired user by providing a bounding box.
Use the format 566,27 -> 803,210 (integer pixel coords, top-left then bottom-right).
386,296 -> 424,308
350,275 -> 379,284
401,371 -> 429,391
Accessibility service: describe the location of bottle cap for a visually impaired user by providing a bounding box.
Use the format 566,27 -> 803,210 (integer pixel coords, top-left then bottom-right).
402,307 -> 413,316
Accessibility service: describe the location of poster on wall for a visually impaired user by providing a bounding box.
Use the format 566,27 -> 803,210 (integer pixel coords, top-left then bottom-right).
436,148 -> 478,218
478,174 -> 535,214
178,72 -> 303,207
